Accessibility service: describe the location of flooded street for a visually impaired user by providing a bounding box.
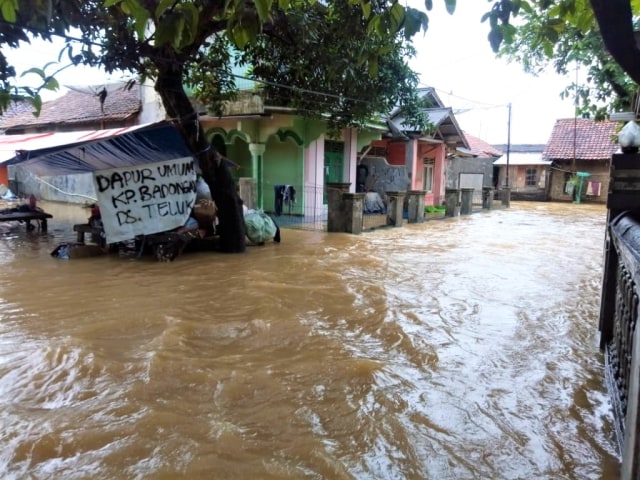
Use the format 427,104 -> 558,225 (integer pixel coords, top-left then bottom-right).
0,201 -> 621,479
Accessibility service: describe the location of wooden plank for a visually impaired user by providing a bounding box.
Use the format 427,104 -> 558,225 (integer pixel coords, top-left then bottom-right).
0,211 -> 52,222
0,211 -> 52,232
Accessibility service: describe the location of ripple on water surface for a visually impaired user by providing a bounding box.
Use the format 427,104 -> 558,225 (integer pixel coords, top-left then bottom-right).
0,201 -> 621,478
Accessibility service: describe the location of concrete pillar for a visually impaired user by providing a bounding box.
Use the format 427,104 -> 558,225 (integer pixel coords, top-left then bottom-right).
407,190 -> 426,223
501,187 -> 511,208
386,191 -> 406,227
326,182 -> 351,232
248,143 -> 265,209
445,188 -> 460,217
460,188 -> 474,215
238,177 -> 257,209
482,187 -> 494,210
344,193 -> 365,234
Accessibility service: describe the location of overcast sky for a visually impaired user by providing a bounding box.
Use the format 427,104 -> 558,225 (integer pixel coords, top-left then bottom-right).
5,1 -> 578,146
407,0 -> 577,145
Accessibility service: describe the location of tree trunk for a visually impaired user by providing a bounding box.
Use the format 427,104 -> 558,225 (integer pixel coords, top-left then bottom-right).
590,0 -> 640,85
155,67 -> 246,253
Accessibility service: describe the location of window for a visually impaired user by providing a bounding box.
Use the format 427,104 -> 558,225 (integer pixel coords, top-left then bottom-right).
423,159 -> 434,193
525,168 -> 537,187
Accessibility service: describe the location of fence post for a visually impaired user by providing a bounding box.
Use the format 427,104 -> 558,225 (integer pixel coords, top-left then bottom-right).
386,191 -> 405,227
326,182 -> 351,233
407,190 -> 426,223
460,188 -> 474,215
501,187 -> 511,207
445,188 -> 460,217
343,192 -> 365,234
482,187 -> 494,210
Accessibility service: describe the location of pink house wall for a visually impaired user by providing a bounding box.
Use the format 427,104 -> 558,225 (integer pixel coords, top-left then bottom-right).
418,143 -> 446,206
370,139 -> 446,206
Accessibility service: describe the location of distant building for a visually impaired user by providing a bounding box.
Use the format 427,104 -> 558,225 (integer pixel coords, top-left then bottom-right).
446,132 -> 502,204
493,144 -> 550,200
543,118 -> 618,203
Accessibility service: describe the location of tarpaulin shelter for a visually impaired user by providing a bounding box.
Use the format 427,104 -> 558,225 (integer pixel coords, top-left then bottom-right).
0,122 -> 196,176
0,121 -> 239,244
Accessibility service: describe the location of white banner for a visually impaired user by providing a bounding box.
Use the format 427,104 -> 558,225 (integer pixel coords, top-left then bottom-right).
93,157 -> 197,244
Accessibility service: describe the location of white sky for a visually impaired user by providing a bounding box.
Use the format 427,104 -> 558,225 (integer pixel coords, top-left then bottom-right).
407,0 -> 577,145
5,1 -> 578,146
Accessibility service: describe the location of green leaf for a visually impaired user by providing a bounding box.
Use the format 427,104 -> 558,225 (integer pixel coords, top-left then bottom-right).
368,56 -> 378,77
230,26 -> 250,49
20,67 -> 46,80
172,15 -> 186,49
367,15 -> 380,35
0,0 -> 18,23
361,1 -> 371,19
390,3 -> 405,30
488,27 -> 503,52
155,0 -> 176,19
103,0 -> 123,7
444,0 -> 455,15
28,95 -> 42,116
155,13 -> 179,47
501,23 -> 517,44
254,0 -> 272,22
177,3 -> 199,46
403,8 -> 428,38
43,77 -> 60,91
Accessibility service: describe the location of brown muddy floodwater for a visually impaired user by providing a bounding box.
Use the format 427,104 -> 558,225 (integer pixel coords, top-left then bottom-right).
0,200 -> 621,479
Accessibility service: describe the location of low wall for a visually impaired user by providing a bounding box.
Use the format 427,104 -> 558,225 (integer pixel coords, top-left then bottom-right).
13,167 -> 97,204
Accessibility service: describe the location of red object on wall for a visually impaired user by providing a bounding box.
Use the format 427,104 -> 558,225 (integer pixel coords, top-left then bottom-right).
0,166 -> 8,187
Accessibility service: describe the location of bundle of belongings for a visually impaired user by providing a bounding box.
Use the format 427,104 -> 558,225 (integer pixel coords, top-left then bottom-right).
363,192 -> 386,214
243,205 -> 281,245
191,198 -> 218,237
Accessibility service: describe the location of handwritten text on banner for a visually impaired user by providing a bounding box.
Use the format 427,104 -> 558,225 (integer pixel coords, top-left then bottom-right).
93,157 -> 197,243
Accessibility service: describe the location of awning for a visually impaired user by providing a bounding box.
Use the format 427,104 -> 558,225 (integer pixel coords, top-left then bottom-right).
0,121 -> 237,176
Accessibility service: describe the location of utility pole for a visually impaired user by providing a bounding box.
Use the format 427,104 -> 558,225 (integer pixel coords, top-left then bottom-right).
506,102 -> 511,188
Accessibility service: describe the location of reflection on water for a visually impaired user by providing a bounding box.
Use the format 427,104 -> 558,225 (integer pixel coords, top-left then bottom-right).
0,201 -> 620,479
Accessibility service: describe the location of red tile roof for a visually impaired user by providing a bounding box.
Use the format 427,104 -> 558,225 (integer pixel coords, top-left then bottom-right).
0,84 -> 141,131
463,131 -> 503,157
543,118 -> 618,160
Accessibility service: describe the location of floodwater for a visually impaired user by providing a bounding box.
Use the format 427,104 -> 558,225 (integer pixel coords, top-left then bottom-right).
0,200 -> 621,479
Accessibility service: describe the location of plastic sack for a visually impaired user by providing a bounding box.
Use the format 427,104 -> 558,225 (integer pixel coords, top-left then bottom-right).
244,210 -> 278,244
196,177 -> 212,201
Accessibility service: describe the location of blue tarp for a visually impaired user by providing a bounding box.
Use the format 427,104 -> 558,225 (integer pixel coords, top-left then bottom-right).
0,122 -> 216,176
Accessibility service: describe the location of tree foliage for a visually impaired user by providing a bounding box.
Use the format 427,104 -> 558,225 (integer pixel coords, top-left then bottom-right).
484,0 -> 640,119
229,0 -> 431,134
